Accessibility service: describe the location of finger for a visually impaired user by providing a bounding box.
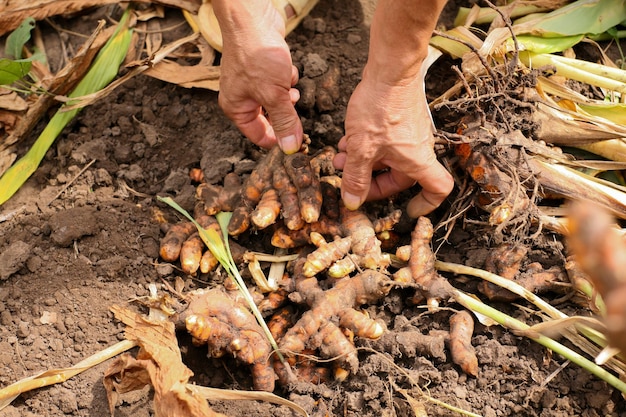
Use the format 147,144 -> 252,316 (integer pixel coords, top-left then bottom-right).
264,93 -> 303,154
291,65 -> 299,86
340,152 -> 375,211
406,162 -> 454,218
333,151 -> 346,170
337,136 -> 347,152
334,151 -> 386,171
366,169 -> 416,201
289,87 -> 300,106
236,111 -> 277,149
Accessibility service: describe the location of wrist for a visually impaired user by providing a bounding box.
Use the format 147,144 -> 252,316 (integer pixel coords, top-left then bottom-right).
213,0 -> 285,44
366,0 -> 445,84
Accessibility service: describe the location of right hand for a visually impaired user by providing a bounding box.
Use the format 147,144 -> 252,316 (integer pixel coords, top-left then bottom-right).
214,0 -> 303,154
333,70 -> 454,218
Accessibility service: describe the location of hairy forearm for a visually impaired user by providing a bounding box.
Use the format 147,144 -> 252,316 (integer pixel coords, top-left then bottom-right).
367,0 -> 447,84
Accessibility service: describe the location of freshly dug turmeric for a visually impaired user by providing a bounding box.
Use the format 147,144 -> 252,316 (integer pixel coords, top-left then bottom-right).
303,232 -> 352,277
177,288 -> 276,392
339,205 -> 392,271
567,202 -> 626,354
179,233 -> 204,275
272,163 -> 305,231
279,256 -> 392,380
228,146 -> 284,236
408,217 -> 455,308
160,222 -> 196,262
284,152 -> 323,223
271,216 -> 343,249
250,188 -> 281,229
268,307 -> 331,386
449,310 -> 479,377
480,243 -> 568,301
159,213 -> 248,276
455,143 -> 531,228
310,145 -> 337,177
195,172 -> 242,216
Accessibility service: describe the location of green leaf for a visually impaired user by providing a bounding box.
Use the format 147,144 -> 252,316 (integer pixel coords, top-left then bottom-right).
0,11 -> 133,205
5,17 -> 36,59
0,59 -> 32,85
513,34 -> 584,54
517,0 -> 626,37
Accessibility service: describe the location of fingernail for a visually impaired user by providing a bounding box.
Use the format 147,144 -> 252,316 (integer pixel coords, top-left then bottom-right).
278,134 -> 299,154
342,191 -> 362,211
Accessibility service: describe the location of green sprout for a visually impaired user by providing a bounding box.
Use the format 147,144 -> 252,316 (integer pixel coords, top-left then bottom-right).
157,196 -> 288,367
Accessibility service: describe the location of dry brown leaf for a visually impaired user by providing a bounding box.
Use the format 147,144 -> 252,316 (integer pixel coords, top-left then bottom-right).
146,19 -> 164,56
0,91 -> 28,112
0,19 -> 110,157
106,305 -> 226,417
0,0 -> 201,36
142,35 -> 218,90
143,60 -> 220,90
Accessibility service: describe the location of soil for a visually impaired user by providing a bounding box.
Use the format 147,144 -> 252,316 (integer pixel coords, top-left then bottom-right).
1,1 -> 625,416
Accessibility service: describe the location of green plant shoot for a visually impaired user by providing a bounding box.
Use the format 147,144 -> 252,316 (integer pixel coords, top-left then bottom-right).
156,196 -> 287,366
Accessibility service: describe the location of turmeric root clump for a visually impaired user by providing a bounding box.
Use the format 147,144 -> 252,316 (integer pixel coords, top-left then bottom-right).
177,288 -> 276,392
298,205 -> 399,278
279,257 -> 392,380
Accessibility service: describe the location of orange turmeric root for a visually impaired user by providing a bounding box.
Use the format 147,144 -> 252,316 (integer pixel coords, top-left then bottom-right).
567,202 -> 626,354
310,146 -> 337,177
268,307 -> 331,386
339,204 -> 391,271
480,244 -> 568,301
180,233 -> 204,275
250,188 -> 281,229
303,232 -> 352,277
271,216 -> 343,248
284,152 -> 323,223
160,222 -> 196,262
280,257 -> 391,379
179,288 -> 276,392
449,310 -> 478,377
229,146 -> 283,236
409,217 -> 455,308
455,143 -> 531,227
272,163 -> 305,231
195,173 -> 242,216
479,243 -> 528,300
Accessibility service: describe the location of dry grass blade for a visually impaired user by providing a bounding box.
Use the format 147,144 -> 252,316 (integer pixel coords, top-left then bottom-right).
0,339 -> 137,411
529,160 -> 626,220
0,0 -> 200,36
188,385 -> 309,417
60,32 -> 206,111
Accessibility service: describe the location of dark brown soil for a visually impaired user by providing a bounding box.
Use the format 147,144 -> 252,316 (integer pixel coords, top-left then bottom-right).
1,1 -> 625,416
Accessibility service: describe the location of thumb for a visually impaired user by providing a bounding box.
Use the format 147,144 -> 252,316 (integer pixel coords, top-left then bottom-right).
265,96 -> 303,154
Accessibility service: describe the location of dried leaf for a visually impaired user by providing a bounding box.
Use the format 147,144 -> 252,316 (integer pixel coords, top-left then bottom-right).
0,91 -> 28,112
107,305 -> 225,417
0,0 -> 200,36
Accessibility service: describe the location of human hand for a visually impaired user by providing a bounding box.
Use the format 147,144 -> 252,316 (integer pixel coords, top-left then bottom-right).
213,0 -> 303,153
333,72 -> 454,218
